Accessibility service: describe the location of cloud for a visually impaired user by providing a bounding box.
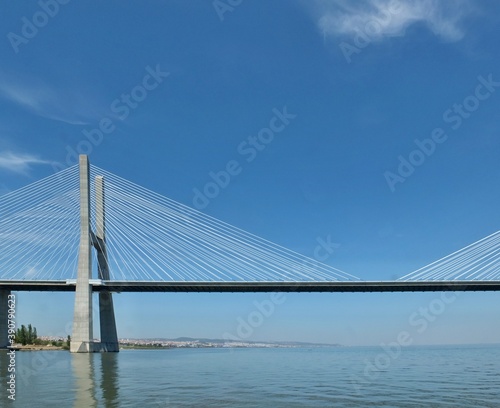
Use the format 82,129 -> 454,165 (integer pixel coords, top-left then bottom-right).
0,81 -> 89,125
0,151 -> 54,175
0,76 -> 93,126
308,0 -> 472,42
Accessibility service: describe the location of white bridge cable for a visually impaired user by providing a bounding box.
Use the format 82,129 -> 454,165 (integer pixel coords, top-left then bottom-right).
0,165 -> 78,216
89,165 -> 359,282
105,195 -> 330,282
402,235 -> 500,281
398,231 -> 500,281
99,173 -> 347,274
0,193 -> 80,280
100,184 -> 351,281
104,202 -> 242,281
0,166 -> 80,280
3,163 -> 499,283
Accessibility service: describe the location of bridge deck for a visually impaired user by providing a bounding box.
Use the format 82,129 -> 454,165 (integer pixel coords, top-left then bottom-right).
1,280 -> 500,292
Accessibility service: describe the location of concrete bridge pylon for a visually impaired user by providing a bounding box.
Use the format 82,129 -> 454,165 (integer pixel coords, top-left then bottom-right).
70,155 -> 118,353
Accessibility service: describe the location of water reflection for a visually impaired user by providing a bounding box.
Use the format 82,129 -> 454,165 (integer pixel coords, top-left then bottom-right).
72,354 -> 97,408
0,350 -> 9,379
72,352 -> 119,408
100,353 -> 119,407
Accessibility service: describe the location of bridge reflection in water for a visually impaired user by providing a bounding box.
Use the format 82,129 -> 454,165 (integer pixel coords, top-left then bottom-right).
72,353 -> 119,407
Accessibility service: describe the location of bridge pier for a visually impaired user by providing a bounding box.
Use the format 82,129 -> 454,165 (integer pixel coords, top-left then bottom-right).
94,176 -> 119,352
71,156 -> 119,353
71,155 -> 95,353
0,290 -> 10,349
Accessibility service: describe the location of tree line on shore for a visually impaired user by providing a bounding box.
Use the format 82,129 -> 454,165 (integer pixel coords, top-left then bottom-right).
15,324 -> 70,350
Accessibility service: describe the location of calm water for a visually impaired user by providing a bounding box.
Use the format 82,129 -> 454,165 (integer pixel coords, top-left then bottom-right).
1,344 -> 499,407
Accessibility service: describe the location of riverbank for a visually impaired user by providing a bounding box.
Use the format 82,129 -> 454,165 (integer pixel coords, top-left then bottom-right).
8,344 -> 66,351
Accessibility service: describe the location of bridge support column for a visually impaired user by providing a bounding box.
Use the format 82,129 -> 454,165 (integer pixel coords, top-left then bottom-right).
0,290 -> 10,349
94,176 -> 119,352
71,155 -> 94,353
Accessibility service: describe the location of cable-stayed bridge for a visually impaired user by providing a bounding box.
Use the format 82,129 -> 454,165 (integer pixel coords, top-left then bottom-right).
1,155 -> 499,352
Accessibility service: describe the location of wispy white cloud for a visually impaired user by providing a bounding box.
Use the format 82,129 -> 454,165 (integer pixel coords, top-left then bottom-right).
307,0 -> 472,42
0,75 -> 97,126
0,151 -> 54,175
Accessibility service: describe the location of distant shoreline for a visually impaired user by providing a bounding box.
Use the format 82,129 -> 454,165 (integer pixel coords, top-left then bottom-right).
4,345 -> 336,352
4,337 -> 341,351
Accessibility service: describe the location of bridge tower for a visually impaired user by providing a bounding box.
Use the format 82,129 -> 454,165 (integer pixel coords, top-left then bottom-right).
93,176 -> 119,352
70,155 -> 118,353
70,155 -> 93,352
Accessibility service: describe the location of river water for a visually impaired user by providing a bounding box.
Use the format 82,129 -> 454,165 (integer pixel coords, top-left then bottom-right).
1,344 -> 499,407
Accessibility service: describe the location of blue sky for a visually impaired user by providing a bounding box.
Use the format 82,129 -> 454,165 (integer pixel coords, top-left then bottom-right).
1,0 -> 500,346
